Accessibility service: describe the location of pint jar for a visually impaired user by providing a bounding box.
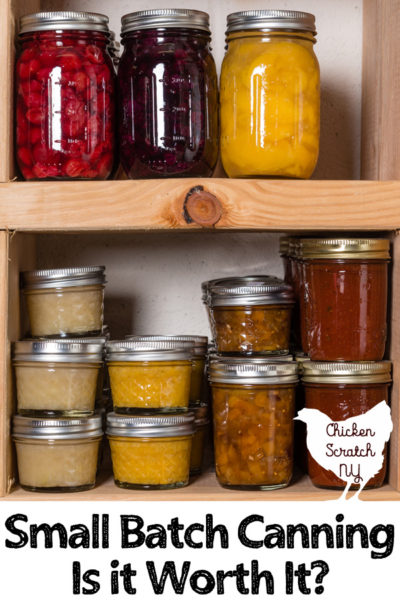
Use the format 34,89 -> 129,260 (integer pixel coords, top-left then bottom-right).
13,414 -> 103,492
302,361 -> 392,490
13,340 -> 103,416
22,266 -> 106,338
118,9 -> 218,178
190,403 -> 210,475
16,11 -> 115,180
107,412 -> 195,489
299,239 -> 390,360
220,10 -> 320,178
106,341 -> 192,413
204,276 -> 295,355
209,358 -> 298,489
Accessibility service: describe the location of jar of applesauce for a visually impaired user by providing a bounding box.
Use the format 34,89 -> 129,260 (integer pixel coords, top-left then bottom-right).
220,10 -> 319,178
13,340 -> 103,416
209,357 -> 298,489
299,238 -> 390,360
204,276 -> 294,355
106,340 -> 192,413
302,361 -> 392,490
13,414 -> 103,492
107,412 -> 194,489
22,266 -> 106,338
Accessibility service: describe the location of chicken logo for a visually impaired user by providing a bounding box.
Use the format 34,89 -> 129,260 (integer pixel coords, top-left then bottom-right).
295,401 -> 392,500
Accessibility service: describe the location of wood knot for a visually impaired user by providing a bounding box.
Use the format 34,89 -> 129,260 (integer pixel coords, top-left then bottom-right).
183,186 -> 223,227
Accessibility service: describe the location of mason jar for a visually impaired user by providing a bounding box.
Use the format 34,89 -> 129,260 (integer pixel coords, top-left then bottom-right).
13,414 -> 103,492
220,10 -> 319,178
118,9 -> 219,178
302,361 -> 392,490
204,276 -> 295,355
16,11 -> 115,181
22,266 -> 106,338
13,340 -> 103,416
209,357 -> 298,489
107,412 -> 195,489
299,238 -> 390,360
106,340 -> 192,413
190,403 -> 210,475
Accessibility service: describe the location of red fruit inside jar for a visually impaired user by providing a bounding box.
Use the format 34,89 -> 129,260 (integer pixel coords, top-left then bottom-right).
15,30 -> 116,180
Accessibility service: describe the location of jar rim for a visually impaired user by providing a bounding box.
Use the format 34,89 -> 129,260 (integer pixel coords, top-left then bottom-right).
302,361 -> 392,384
19,11 -> 110,34
21,266 -> 106,290
13,340 -> 104,363
203,275 -> 295,307
209,356 -> 298,384
106,411 -> 195,438
125,335 -> 207,356
121,9 -> 210,35
13,414 -> 103,439
299,238 -> 390,260
226,10 -> 316,35
106,340 -> 191,362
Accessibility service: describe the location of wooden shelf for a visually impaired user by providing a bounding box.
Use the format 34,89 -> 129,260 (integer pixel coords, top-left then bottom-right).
3,470 -> 400,502
0,179 -> 400,232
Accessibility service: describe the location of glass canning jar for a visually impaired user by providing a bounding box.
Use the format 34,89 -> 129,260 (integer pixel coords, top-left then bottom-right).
118,9 -> 219,178
299,239 -> 390,361
302,361 -> 392,490
106,340 -> 192,413
204,276 -> 295,355
107,412 -> 195,489
220,10 -> 320,178
22,266 -> 106,338
13,340 -> 103,416
210,357 -> 298,489
13,414 -> 103,492
16,11 -> 116,181
190,403 -> 209,475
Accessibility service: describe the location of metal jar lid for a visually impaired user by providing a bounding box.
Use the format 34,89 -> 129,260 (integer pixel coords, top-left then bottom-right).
126,335 -> 208,356
13,340 -> 104,363
22,266 -> 106,290
226,10 -> 316,34
206,275 -> 295,307
121,9 -> 210,35
106,412 -> 195,438
299,238 -> 390,260
13,414 -> 103,440
106,340 -> 191,362
209,357 -> 298,385
20,11 -> 110,34
279,237 -> 294,257
302,361 -> 392,384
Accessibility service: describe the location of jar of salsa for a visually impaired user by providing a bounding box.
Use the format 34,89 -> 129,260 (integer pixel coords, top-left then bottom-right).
204,276 -> 295,355
299,238 -> 390,361
302,361 -> 392,490
209,357 -> 298,489
16,11 -> 115,180
220,10 -> 319,178
118,9 -> 219,178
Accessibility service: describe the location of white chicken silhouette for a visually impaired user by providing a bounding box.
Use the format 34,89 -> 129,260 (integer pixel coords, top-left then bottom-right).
295,401 -> 392,500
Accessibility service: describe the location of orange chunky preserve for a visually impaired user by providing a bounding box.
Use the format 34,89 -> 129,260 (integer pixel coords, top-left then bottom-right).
107,412 -> 194,489
210,358 -> 298,489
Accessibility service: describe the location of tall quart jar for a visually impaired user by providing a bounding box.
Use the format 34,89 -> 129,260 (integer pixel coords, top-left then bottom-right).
209,357 -> 298,489
16,11 -> 116,180
220,10 -> 320,178
302,361 -> 392,490
299,238 -> 390,361
118,9 -> 219,178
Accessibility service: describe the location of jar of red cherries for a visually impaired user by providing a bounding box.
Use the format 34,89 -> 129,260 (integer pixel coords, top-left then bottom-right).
16,11 -> 116,180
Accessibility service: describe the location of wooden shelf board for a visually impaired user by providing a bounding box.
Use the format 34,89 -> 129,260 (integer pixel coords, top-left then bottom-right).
3,470 -> 400,502
1,179 -> 400,231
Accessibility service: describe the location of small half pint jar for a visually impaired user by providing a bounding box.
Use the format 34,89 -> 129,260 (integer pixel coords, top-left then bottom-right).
13,414 -> 103,492
13,340 -> 103,416
22,266 -> 106,338
107,412 -> 195,489
210,357 -> 298,489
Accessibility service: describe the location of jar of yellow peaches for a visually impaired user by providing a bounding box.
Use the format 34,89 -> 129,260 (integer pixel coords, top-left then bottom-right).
107,412 -> 195,489
209,357 -> 298,490
220,10 -> 320,178
204,276 -> 295,355
22,266 -> 106,338
13,414 -> 103,492
190,403 -> 210,475
106,340 -> 192,413
13,340 -> 104,416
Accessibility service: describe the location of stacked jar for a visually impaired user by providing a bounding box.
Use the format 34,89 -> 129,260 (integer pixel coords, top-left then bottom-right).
203,275 -> 299,489
105,335 -> 209,489
282,237 -> 392,491
12,266 -> 107,492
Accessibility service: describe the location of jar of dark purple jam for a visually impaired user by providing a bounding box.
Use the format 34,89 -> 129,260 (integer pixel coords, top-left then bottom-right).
118,9 -> 219,178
